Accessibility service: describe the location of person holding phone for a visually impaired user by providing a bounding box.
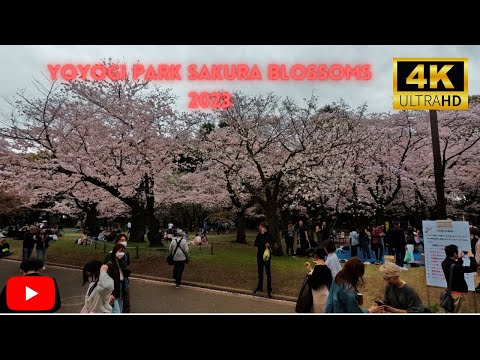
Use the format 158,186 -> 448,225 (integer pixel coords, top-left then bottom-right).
379,261 -> 426,313
441,244 -> 477,313
324,257 -> 384,313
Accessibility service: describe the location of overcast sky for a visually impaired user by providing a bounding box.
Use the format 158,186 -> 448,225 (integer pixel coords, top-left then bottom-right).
0,45 -> 478,114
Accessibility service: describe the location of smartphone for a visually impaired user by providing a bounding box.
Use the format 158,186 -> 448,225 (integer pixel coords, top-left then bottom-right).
374,300 -> 384,306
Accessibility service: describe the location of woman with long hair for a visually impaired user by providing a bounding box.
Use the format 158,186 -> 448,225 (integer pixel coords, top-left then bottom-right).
324,257 -> 384,313
81,260 -> 114,313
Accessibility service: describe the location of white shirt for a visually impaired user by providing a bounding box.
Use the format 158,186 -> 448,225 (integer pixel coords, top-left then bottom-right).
349,231 -> 359,246
326,252 -> 342,281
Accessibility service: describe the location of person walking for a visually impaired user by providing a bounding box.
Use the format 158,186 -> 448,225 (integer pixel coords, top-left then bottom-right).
253,222 -> 273,298
169,229 -> 189,288
35,229 -> 50,270
109,233 -> 131,313
80,260 -> 114,313
22,225 -> 37,260
284,222 -> 295,256
105,243 -> 130,313
441,244 -> 477,313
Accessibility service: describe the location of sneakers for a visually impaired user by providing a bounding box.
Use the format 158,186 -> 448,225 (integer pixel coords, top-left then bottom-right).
175,284 -> 180,288
253,288 -> 262,294
401,266 -> 409,271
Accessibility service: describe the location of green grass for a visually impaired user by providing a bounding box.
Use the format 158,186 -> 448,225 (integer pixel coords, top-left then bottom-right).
4,228 -> 480,312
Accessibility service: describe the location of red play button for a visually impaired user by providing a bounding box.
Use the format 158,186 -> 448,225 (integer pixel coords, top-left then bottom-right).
6,276 -> 56,311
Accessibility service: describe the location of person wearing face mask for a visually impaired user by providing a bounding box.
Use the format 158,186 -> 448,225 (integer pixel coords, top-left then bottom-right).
111,234 -> 131,313
81,260 -> 114,313
104,243 -> 131,313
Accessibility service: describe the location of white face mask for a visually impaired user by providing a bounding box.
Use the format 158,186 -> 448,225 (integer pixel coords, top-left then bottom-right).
119,241 -> 127,247
116,252 -> 125,259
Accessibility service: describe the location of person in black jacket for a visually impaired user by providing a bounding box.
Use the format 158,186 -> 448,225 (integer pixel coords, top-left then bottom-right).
0,257 -> 61,313
22,225 -> 37,259
253,223 -> 272,298
441,244 -> 477,313
105,243 -> 131,313
112,233 -> 131,313
304,247 -> 332,312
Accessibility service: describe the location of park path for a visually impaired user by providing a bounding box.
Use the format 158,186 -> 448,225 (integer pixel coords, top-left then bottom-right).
0,258 -> 295,313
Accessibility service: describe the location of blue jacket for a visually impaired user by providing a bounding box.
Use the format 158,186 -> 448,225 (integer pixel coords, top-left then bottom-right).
324,281 -> 368,313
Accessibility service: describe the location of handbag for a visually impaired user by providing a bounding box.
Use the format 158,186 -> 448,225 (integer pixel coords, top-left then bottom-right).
439,263 -> 455,313
295,274 -> 313,313
167,239 -> 182,266
263,244 -> 271,262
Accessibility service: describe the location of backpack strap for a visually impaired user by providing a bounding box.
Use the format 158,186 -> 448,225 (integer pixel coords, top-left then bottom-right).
88,281 -> 98,296
447,263 -> 455,290
171,239 -> 182,257
176,239 -> 188,258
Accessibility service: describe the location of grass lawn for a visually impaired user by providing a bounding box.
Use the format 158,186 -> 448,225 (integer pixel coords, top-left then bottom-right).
4,228 -> 480,312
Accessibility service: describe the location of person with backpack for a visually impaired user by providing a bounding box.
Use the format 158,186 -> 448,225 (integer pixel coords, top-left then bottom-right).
169,230 -> 189,288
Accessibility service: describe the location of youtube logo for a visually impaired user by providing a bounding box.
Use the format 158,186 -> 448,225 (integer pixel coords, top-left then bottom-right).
6,276 -> 56,311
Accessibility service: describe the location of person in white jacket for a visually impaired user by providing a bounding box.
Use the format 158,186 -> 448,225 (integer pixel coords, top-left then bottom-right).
81,260 -> 115,313
169,230 -> 189,288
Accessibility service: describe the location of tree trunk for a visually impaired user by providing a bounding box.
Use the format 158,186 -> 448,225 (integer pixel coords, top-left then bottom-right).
147,222 -> 164,247
129,208 -> 148,243
235,210 -> 247,244
84,204 -> 101,238
375,207 -> 386,226
266,205 -> 283,256
129,208 -> 161,242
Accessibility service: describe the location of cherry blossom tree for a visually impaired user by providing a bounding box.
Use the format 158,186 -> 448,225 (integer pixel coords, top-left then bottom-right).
0,66 -> 198,242
206,93 -> 356,255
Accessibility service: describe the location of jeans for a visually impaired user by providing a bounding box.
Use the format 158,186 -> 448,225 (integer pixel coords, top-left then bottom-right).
112,298 -> 123,313
360,243 -> 371,259
122,278 -> 130,313
23,247 -> 33,259
371,243 -> 384,261
36,248 -> 47,265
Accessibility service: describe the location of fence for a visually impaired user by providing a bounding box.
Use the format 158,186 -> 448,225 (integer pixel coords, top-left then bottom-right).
91,240 -> 214,258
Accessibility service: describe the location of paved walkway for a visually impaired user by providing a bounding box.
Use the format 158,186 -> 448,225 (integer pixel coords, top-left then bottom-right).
0,258 -> 295,313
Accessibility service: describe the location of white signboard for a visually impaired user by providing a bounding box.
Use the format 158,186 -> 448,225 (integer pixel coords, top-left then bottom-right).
422,220 -> 475,290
